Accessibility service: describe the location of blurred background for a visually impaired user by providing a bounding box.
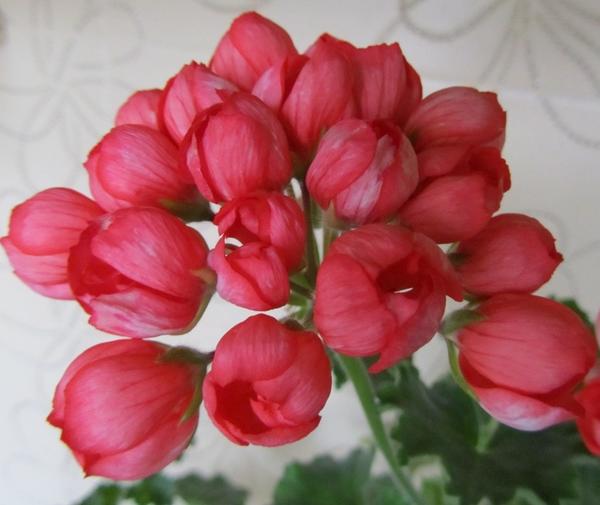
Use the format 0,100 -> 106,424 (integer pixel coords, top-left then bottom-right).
1,0 -> 599,503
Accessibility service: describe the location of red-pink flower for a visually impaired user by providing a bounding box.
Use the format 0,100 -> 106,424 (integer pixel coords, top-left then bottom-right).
458,294 -> 597,431
115,89 -> 162,131
576,377 -> 600,455
68,207 -> 211,338
208,239 -> 289,311
314,224 -> 462,373
214,192 -> 305,271
203,314 -> 331,446
309,34 -> 422,124
210,12 -> 298,91
307,119 -> 418,223
160,62 -> 238,143
398,147 -> 511,243
1,188 -> 103,299
454,213 -> 563,296
85,125 -> 198,212
182,92 -> 292,202
405,87 -> 506,179
48,339 -> 200,480
279,35 -> 355,154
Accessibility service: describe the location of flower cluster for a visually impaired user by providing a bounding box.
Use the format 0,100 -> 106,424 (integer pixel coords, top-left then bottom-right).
3,11 -> 599,480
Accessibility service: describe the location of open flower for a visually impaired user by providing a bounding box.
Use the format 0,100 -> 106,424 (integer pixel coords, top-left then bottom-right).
315,223 -> 462,372
203,315 -> 331,446
68,207 -> 212,338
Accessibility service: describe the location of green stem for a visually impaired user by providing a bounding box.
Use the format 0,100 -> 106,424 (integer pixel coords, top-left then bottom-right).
290,280 -> 313,299
301,181 -> 318,286
322,225 -> 338,257
337,355 -> 425,505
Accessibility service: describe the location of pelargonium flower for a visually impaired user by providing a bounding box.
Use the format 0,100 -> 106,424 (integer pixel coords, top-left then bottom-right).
458,294 -> 597,431
315,223 -> 462,372
203,314 -> 331,446
48,339 -> 201,480
1,188 -> 103,299
68,207 -> 212,338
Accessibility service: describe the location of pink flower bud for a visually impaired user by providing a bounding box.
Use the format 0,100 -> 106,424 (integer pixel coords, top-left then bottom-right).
405,87 -> 506,179
48,339 -> 200,480
214,192 -> 305,271
281,35 -> 355,154
203,314 -> 331,446
454,213 -> 563,296
398,147 -> 510,243
160,62 -> 238,143
182,92 -> 292,202
208,239 -> 289,311
85,125 -> 197,212
68,207 -> 211,338
458,294 -> 597,431
576,377 -> 600,455
115,89 -> 162,131
315,224 -> 462,373
210,12 -> 298,91
1,188 -> 103,299
307,119 -> 418,224
346,41 -> 422,123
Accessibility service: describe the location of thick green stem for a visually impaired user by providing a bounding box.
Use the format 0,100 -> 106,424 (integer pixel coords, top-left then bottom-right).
337,355 -> 425,505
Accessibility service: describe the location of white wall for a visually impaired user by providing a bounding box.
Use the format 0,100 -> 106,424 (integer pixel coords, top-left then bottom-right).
1,1 -> 599,504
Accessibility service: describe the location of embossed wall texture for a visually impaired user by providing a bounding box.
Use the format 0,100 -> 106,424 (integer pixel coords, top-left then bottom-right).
1,1 -> 599,504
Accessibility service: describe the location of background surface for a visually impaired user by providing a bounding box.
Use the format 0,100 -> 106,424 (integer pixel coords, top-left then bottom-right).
1,1 -> 599,504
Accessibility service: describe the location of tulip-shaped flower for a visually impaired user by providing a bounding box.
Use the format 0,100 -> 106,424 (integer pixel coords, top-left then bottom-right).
161,62 -> 238,143
68,207 -> 212,338
115,89 -> 162,131
210,11 -> 298,91
457,294 -> 597,431
214,191 -> 306,272
48,339 -> 201,480
203,314 -> 331,446
208,192 -> 304,310
307,119 -> 418,224
398,147 -> 511,243
1,188 -> 103,299
86,125 -> 202,214
301,34 -> 422,124
453,213 -> 563,296
315,224 -> 462,373
253,34 -> 355,155
405,86 -> 506,179
576,377 -> 600,456
182,92 -> 292,203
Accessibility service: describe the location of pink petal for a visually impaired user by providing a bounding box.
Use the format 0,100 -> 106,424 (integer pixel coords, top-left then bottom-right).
84,415 -> 198,479
161,62 -> 238,143
210,12 -> 297,91
9,188 -> 102,255
115,89 -> 162,131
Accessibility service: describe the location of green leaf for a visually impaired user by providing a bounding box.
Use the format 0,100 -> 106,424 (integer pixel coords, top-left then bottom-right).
363,476 -> 410,505
561,456 -> 600,505
421,478 -> 460,505
125,475 -> 175,505
74,473 -> 247,505
78,484 -> 123,505
272,448 -> 376,505
389,365 -> 591,505
175,474 -> 247,505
